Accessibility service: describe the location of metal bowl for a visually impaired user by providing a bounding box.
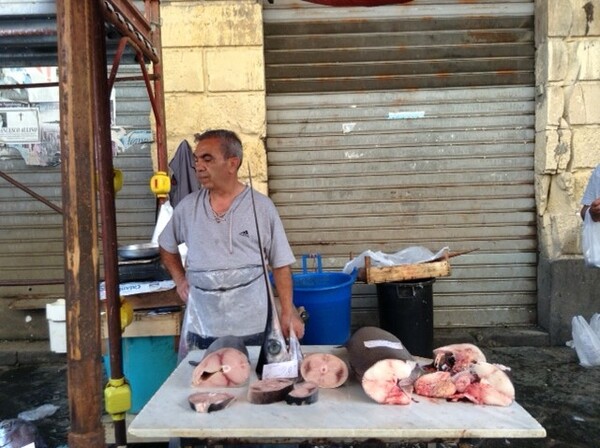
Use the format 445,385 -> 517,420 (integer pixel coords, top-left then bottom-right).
117,242 -> 160,260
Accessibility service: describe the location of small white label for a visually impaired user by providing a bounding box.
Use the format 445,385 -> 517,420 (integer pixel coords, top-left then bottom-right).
387,111 -> 425,120
342,122 -> 357,133
364,339 -> 405,350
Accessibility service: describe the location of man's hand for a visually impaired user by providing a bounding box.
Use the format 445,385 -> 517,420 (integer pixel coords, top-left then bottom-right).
589,198 -> 600,222
280,306 -> 305,340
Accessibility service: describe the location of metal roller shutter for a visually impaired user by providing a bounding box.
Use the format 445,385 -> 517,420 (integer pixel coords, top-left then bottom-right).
263,0 -> 536,330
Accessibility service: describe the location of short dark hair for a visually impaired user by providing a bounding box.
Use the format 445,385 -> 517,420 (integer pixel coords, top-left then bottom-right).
193,129 -> 243,167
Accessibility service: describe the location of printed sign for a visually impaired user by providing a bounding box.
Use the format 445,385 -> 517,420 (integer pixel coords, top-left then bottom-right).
0,107 -> 40,143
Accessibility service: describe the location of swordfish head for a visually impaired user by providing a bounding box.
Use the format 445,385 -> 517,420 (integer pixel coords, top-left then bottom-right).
255,283 -> 291,378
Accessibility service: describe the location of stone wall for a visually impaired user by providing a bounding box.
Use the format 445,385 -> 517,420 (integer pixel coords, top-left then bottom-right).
536,0 -> 600,257
536,0 -> 600,343
159,0 -> 268,193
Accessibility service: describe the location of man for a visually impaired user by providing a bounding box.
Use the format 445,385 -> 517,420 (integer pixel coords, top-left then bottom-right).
159,129 -> 304,355
581,165 -> 600,221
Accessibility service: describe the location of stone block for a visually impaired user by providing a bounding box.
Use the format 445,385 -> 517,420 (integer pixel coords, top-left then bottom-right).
566,83 -> 600,124
534,173 -> 552,216
537,257 -> 600,345
206,48 -> 265,92
547,39 -> 569,82
535,84 -> 564,131
162,48 -> 204,93
165,92 -> 265,145
545,172 -> 577,216
566,40 -> 600,81
534,128 -> 571,174
571,126 -> 600,169
547,0 -> 573,37
550,212 -> 583,255
566,0 -> 600,37
161,1 -> 262,48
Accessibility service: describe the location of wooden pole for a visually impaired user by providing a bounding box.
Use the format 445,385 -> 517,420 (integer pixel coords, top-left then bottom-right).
56,0 -> 105,446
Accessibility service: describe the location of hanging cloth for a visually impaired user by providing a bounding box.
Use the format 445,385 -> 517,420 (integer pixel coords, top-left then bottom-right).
168,139 -> 199,207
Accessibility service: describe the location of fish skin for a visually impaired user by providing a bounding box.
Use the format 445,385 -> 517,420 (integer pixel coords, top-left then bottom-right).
188,392 -> 235,413
255,277 -> 291,378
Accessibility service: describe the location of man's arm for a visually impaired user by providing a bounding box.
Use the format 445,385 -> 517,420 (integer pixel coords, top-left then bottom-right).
581,198 -> 600,222
272,264 -> 305,340
160,247 -> 189,303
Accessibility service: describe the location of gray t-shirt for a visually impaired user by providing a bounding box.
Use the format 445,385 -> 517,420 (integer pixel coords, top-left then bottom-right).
158,185 -> 295,271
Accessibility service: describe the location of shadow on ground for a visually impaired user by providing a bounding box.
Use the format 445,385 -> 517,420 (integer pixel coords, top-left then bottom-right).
1,346 -> 599,448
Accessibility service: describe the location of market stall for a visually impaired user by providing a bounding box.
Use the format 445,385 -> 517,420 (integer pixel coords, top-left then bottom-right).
128,345 -> 546,446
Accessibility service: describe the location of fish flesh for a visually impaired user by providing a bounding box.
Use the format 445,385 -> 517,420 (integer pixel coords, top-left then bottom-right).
188,392 -> 235,413
191,335 -> 251,387
433,343 -> 486,373
247,378 -> 295,404
285,381 -> 319,405
416,344 -> 515,407
451,362 -> 515,406
346,326 -> 422,405
300,352 -> 348,388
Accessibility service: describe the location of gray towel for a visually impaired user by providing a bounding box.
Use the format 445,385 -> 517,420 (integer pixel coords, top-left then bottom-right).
168,140 -> 199,207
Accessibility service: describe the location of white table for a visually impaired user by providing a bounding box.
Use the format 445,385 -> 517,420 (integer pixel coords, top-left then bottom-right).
128,345 -> 546,444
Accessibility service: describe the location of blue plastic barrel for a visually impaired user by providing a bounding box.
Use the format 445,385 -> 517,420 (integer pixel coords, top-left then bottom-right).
293,254 -> 357,345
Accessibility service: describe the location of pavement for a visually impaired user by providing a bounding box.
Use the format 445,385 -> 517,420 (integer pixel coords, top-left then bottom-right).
1,338 -> 599,448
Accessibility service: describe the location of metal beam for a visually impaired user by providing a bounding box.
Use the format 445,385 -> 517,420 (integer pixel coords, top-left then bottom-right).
56,0 -> 105,446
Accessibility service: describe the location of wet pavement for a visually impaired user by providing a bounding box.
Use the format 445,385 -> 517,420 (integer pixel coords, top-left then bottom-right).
1,344 -> 599,448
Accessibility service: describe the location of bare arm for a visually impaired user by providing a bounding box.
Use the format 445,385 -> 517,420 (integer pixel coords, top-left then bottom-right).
160,247 -> 189,303
272,264 -> 305,340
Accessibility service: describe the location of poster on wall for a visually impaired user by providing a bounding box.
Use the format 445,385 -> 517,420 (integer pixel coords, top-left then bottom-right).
0,107 -> 41,143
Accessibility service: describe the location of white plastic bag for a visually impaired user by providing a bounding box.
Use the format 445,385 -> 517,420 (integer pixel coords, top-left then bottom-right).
582,210 -> 600,267
571,314 -> 600,367
151,200 -> 174,243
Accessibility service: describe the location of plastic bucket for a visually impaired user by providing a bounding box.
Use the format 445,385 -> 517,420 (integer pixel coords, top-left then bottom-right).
293,254 -> 357,345
376,278 -> 435,357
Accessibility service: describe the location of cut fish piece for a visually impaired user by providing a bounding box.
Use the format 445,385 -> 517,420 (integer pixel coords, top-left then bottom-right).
247,378 -> 295,404
433,343 -> 486,373
300,353 -> 348,388
188,392 -> 235,413
285,381 -> 319,405
346,327 -> 421,405
192,336 -> 251,387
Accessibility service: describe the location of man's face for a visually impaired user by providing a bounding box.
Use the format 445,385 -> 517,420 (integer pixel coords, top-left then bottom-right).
193,137 -> 235,189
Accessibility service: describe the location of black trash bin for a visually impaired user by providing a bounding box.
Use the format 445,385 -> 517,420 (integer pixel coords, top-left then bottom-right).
376,278 -> 435,357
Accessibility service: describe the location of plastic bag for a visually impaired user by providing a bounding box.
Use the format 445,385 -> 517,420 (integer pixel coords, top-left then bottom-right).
151,200 -> 174,243
571,314 -> 600,367
582,210 -> 600,267
342,246 -> 449,274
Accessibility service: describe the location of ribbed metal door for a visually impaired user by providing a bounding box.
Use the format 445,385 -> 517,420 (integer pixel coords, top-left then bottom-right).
263,0 -> 536,329
0,65 -> 155,295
